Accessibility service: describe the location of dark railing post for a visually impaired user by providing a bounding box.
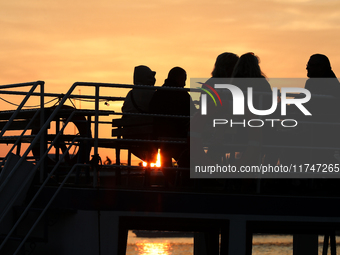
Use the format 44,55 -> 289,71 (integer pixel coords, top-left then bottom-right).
40,82 -> 46,182
93,85 -> 100,187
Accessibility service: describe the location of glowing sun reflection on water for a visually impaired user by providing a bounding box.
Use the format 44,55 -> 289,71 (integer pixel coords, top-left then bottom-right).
136,242 -> 172,255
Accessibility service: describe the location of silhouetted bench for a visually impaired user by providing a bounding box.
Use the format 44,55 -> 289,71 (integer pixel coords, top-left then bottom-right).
111,115 -> 188,186
112,115 -> 154,164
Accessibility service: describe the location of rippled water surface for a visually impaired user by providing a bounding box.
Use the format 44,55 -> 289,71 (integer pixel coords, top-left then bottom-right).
127,231 -> 339,255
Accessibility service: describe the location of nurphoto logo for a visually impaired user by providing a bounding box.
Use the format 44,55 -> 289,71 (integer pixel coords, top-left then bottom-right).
200,83 -> 311,116
190,78 -> 338,179
198,82 -> 312,128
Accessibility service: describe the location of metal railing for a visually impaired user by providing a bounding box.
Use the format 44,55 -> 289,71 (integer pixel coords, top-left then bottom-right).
0,81 -> 193,253
1,80 -> 340,253
1,81 -> 339,187
0,81 -> 45,138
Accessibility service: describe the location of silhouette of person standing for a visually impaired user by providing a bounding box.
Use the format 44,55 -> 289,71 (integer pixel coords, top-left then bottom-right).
302,54 -> 340,164
232,52 -> 272,97
305,54 -> 340,96
230,52 -> 274,116
304,54 -> 340,118
211,52 -> 239,79
231,53 -> 276,164
200,53 -> 239,165
203,52 -> 239,106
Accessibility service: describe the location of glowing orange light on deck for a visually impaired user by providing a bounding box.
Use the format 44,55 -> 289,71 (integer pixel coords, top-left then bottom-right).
155,149 -> 161,167
136,242 -> 171,255
143,149 -> 161,168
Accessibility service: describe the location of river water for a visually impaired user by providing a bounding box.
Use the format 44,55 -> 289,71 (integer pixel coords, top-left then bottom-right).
126,231 -> 339,255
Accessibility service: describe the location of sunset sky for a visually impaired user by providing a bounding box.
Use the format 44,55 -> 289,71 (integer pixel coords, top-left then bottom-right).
1,0 -> 340,91
1,0 -> 340,161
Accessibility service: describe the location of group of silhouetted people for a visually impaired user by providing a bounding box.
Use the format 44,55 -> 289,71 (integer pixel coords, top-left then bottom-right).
122,52 -> 340,176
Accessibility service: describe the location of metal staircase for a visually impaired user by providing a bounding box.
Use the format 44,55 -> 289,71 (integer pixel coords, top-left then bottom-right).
0,81 -> 93,254
0,80 -> 131,254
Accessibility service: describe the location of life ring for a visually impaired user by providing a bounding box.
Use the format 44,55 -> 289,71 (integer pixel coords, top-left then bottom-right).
31,105 -> 92,166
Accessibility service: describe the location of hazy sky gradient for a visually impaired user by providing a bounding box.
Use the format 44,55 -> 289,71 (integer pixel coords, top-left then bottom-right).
1,0 -> 340,92
1,0 -> 340,160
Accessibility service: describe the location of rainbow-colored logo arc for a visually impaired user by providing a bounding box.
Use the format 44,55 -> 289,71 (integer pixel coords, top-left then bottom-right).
197,82 -> 222,106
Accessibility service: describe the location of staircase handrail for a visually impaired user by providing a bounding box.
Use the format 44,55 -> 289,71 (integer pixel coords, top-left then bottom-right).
0,134 -> 88,252
0,81 -> 45,137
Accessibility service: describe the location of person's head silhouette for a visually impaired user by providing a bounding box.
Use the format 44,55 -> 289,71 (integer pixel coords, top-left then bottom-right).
133,65 -> 156,85
306,54 -> 336,78
211,52 -> 239,78
166,67 -> 187,88
232,52 -> 265,78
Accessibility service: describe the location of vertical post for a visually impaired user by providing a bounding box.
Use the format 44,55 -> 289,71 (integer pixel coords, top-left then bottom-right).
220,221 -> 229,255
323,234 -> 329,255
126,151 -> 132,185
204,229 -> 220,255
310,124 -> 314,161
228,219 -> 251,255
293,235 -> 318,255
93,85 -> 100,187
100,213 -> 128,255
194,233 -> 207,255
56,118 -> 60,163
40,83 -> 45,183
330,233 -> 336,255
256,93 -> 263,194
86,114 -> 92,183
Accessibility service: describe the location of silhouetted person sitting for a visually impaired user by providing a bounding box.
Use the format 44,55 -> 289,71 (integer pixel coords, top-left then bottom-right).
121,65 -> 157,162
122,65 -> 156,113
149,67 -> 194,170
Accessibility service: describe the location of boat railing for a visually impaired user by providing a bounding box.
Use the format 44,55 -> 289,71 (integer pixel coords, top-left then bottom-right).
1,81 -> 339,187
0,81 -> 118,253
1,81 -> 340,189
0,110 -> 88,227
0,81 -> 194,253
0,81 -> 45,138
1,80 -> 340,253
0,81 -> 46,172
0,81 -> 193,191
